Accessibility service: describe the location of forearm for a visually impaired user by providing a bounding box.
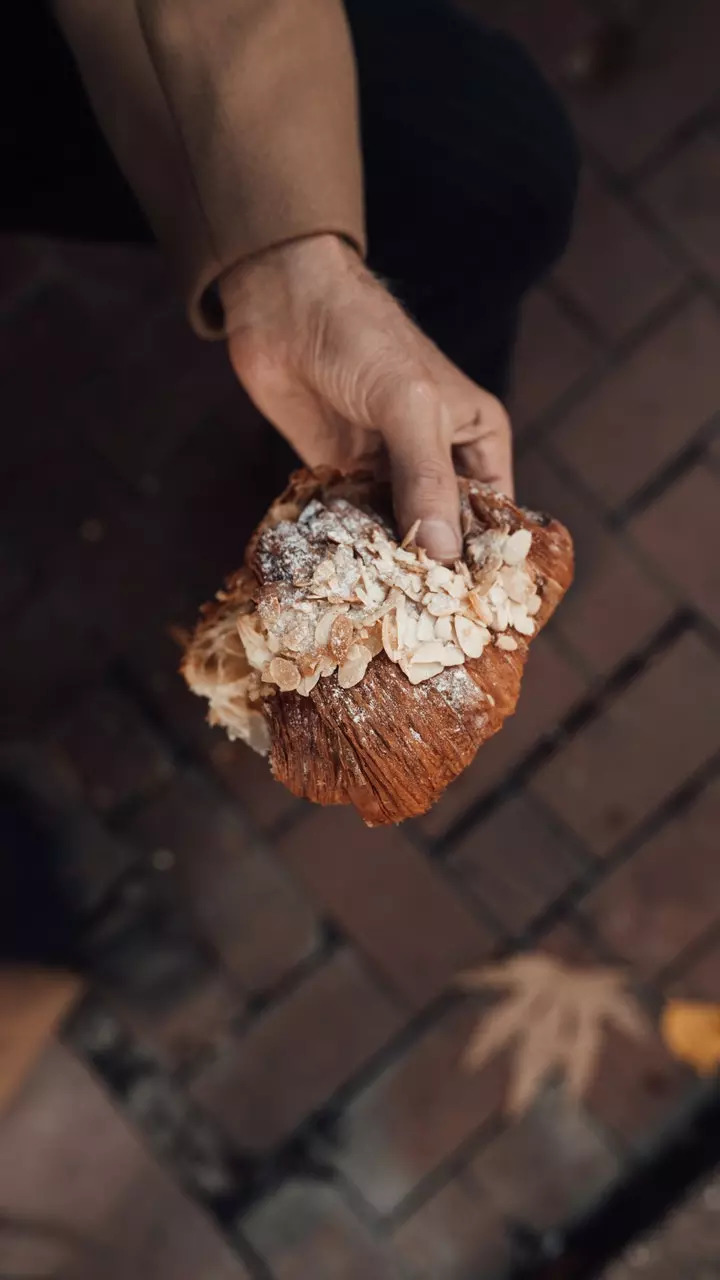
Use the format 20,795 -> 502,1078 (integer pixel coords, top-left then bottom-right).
55,0 -> 365,334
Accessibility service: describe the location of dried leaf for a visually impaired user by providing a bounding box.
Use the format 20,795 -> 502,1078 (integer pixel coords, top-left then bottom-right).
458,953 -> 649,1114
661,999 -> 720,1075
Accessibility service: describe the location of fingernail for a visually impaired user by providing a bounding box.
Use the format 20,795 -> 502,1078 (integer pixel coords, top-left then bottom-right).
420,519 -> 461,563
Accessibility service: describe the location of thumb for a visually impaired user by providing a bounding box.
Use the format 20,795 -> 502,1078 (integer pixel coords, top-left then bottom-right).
383,387 -> 462,562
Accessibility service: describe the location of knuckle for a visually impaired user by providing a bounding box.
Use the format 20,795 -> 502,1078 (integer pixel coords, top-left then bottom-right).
412,456 -> 453,495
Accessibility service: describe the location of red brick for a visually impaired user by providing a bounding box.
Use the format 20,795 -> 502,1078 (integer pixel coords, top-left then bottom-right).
581,777 -> 720,980
207,737 -> 300,832
73,304 -> 239,482
564,0 -> 720,172
669,936 -> 720,1002
0,1043 -> 250,1279
192,950 -> 401,1152
530,631 -> 720,856
585,1023 -> 694,1150
629,463 -> 720,628
50,686 -> 174,813
0,287 -> 110,467
153,411 -> 283,597
126,625 -> 217,753
553,170 -> 683,340
109,970 -> 244,1073
641,130 -> 720,283
471,1086 -> 619,1229
57,240 -> 173,316
483,0 -> 595,82
420,634 -> 587,840
333,1002 -> 506,1214
392,1172 -> 510,1280
275,808 -> 494,1009
551,297 -> 720,507
243,1181 -> 401,1280
517,450 -> 673,674
509,288 -> 599,432
0,579 -> 113,729
449,793 -> 586,934
125,771 -> 318,993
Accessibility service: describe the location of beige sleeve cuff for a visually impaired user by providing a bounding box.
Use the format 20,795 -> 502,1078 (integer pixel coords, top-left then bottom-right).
54,0 -> 366,338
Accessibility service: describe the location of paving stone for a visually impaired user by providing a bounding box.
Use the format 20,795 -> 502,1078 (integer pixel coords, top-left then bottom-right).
50,685 -> 174,813
641,129 -> 720,282
205,736 -> 301,833
517,450 -> 673,674
333,1002 -> 506,1216
243,1180 -> 402,1280
668,935 -> 720,1002
551,296 -> 720,508
581,776 -> 720,980
275,808 -> 494,1009
125,770 -> 319,994
530,631 -> 720,856
449,792 -> 587,935
471,1086 -> 619,1229
585,1022 -> 695,1152
420,634 -> 588,841
629,462 -> 720,629
563,0 -> 720,172
192,950 -> 402,1152
553,169 -> 683,340
509,287 -> 600,432
392,1171 -> 510,1280
0,1042 -> 250,1280
72,304 -> 240,482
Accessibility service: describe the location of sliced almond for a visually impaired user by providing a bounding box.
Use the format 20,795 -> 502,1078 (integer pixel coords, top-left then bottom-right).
315,606 -> 344,650
338,643 -> 372,688
526,592 -> 542,617
509,604 -> 535,637
394,547 -> 417,565
501,565 -> 532,604
493,600 -> 510,631
446,572 -> 467,599
399,657 -> 444,685
426,563 -> 453,592
400,518 -> 422,548
411,641 -> 449,665
440,643 -> 465,666
297,666 -> 323,695
502,528 -> 532,565
363,626 -> 384,658
382,609 -> 400,662
417,611 -> 436,643
468,588 -> 493,625
237,616 -> 271,671
434,615 -> 454,642
328,612 -> 354,662
455,614 -> 490,657
425,591 -> 458,617
496,634 -> 518,651
265,656 -> 301,692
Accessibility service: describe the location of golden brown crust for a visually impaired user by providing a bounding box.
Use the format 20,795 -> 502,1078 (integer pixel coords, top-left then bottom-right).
182,468 -> 574,825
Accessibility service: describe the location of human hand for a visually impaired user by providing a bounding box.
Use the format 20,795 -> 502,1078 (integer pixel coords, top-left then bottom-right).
221,234 -> 513,562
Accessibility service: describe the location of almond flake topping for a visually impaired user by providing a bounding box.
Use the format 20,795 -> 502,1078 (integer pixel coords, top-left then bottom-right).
236,493 -> 539,698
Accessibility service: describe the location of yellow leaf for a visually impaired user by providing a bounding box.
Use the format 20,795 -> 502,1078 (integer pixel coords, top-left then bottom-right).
660,999 -> 720,1075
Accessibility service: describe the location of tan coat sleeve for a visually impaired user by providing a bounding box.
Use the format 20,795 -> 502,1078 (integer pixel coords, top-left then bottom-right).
53,0 -> 366,336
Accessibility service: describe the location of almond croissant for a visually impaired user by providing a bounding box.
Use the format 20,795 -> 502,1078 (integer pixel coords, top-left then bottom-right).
181,468 -> 573,825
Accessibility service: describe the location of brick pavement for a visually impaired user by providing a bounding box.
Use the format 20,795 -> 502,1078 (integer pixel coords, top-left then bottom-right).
1,2 -> 719,1276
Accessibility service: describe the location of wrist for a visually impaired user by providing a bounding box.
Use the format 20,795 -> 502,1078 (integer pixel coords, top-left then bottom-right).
220,234 -> 360,333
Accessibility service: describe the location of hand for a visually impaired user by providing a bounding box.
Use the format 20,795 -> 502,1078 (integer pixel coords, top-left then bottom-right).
221,234 -> 513,562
